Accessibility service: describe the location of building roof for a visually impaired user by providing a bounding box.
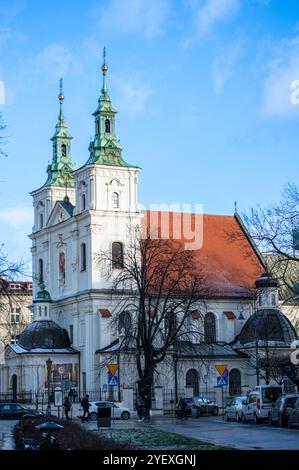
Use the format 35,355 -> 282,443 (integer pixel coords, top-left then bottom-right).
236,308 -> 297,347
7,344 -> 78,355
18,320 -> 71,350
144,211 -> 265,298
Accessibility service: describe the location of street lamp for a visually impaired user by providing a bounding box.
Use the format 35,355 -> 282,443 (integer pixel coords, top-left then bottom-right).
46,357 -> 53,416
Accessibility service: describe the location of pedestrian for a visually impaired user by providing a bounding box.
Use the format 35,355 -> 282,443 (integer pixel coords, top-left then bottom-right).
81,394 -> 90,423
143,393 -> 151,421
63,396 -> 72,420
176,396 -> 187,419
136,396 -> 145,421
68,388 -> 73,402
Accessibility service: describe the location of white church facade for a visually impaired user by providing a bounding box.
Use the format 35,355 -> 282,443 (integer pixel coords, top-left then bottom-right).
0,56 -> 297,408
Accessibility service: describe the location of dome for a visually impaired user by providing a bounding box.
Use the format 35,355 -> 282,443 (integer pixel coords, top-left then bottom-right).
238,308 -> 297,346
18,321 -> 70,350
255,272 -> 278,289
35,289 -> 52,302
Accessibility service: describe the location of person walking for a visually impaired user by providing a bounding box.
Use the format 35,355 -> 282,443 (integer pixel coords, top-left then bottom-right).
81,394 -> 90,423
136,396 -> 145,422
143,393 -> 151,421
63,396 -> 72,420
176,396 -> 188,419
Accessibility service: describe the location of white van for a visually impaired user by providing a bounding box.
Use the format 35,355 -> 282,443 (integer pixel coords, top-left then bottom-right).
241,384 -> 282,424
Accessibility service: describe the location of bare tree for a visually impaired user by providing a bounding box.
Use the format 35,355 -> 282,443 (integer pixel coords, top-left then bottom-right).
0,112 -> 7,157
97,226 -> 213,404
244,182 -> 299,296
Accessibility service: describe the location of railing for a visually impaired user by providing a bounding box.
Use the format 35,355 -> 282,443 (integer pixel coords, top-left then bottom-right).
0,391 -> 33,403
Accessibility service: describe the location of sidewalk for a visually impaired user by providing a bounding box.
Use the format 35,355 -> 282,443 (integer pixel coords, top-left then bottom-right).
0,420 -> 16,450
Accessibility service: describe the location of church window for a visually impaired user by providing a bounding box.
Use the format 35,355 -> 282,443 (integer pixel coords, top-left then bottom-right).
112,242 -> 124,269
111,192 -> 119,209
61,144 -> 67,157
258,294 -> 262,306
271,293 -> 276,306
38,259 -> 43,285
53,143 -> 57,160
118,311 -> 131,335
81,243 -> 86,271
229,369 -> 241,396
39,213 -> 44,229
204,312 -> 216,343
39,306 -> 42,317
59,252 -> 66,284
44,306 -> 47,317
96,120 -> 100,134
81,193 -> 86,211
105,119 -> 110,133
186,368 -> 199,396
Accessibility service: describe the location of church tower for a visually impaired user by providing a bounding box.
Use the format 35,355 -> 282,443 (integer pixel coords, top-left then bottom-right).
30,81 -> 75,297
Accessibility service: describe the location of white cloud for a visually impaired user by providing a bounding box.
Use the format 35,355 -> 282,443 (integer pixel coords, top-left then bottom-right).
0,205 -> 32,229
211,41 -> 243,92
115,75 -> 154,113
192,0 -> 240,37
261,35 -> 299,118
26,43 -> 81,82
96,0 -> 170,38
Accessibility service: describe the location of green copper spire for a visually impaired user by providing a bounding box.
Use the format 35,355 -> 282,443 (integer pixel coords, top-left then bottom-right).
86,48 -> 136,168
43,79 -> 75,188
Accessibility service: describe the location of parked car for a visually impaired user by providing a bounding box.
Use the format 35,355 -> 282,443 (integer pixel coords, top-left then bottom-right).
175,397 -> 193,417
288,397 -> 299,429
241,384 -> 282,424
223,396 -> 247,422
88,401 -> 131,421
0,403 -> 43,420
268,394 -> 299,427
191,396 -> 219,416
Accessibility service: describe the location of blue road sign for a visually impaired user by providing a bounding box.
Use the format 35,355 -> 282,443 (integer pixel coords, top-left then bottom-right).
217,376 -> 228,386
108,374 -> 118,386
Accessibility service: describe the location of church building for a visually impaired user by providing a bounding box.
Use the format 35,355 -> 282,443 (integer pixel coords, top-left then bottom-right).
0,53 -> 297,408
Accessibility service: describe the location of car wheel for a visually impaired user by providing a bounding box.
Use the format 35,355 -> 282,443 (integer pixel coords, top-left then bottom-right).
254,413 -> 260,425
89,412 -> 97,421
242,413 -> 247,424
236,413 -> 241,423
121,411 -> 130,420
212,407 -> 219,416
224,412 -> 229,421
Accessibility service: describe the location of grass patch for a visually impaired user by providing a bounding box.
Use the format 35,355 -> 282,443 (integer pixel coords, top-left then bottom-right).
95,428 -> 232,450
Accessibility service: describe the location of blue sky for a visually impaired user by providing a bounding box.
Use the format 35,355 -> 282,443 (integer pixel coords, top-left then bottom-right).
0,0 -> 299,268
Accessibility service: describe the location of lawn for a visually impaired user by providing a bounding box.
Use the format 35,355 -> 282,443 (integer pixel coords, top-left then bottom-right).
95,427 -> 232,450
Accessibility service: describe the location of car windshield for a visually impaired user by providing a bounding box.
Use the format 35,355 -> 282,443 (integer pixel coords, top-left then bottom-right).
285,397 -> 298,406
262,387 -> 282,404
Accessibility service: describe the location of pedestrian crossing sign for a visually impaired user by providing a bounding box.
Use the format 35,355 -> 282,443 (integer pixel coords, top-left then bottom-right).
108,374 -> 118,386
217,376 -> 228,386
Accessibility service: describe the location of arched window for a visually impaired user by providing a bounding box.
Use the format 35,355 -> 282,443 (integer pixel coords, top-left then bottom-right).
229,369 -> 241,396
61,143 -> 67,157
38,259 -> 43,285
105,119 -> 110,133
96,120 -> 100,135
111,192 -> 119,209
81,243 -> 86,271
204,312 -> 216,343
39,213 -> 44,229
44,306 -> 47,317
53,143 -> 57,160
118,311 -> 131,335
112,242 -> 124,269
38,306 -> 42,317
271,293 -> 276,306
186,369 -> 199,396
81,193 -> 86,211
59,252 -> 66,283
258,294 -> 262,306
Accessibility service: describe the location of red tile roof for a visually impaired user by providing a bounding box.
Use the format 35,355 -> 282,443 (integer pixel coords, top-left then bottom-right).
99,309 -> 112,318
143,211 -> 264,298
223,311 -> 237,320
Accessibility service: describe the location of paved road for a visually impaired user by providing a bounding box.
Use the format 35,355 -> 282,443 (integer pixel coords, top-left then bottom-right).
0,420 -> 16,450
77,413 -> 299,450
150,415 -> 299,450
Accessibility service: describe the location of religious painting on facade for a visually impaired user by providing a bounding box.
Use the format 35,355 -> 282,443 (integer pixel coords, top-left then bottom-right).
59,251 -> 65,284
45,363 -> 78,389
